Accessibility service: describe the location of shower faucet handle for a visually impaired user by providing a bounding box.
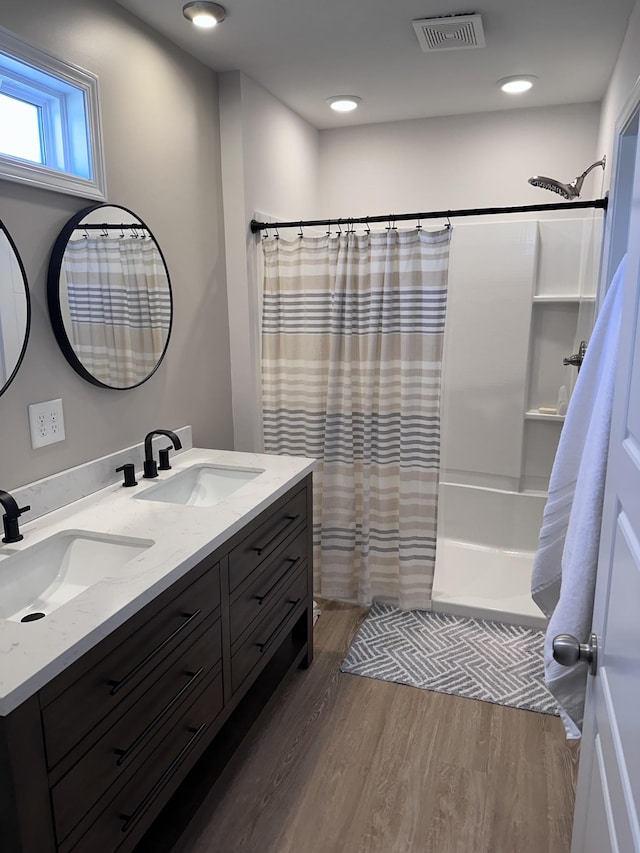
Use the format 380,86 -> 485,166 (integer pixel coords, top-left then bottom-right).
563,340 -> 587,371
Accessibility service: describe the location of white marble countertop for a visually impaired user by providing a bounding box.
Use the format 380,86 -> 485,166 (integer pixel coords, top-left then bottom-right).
0,448 -> 315,716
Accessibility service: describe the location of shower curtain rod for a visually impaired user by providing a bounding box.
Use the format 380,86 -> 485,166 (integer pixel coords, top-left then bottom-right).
73,223 -> 148,230
250,197 -> 608,233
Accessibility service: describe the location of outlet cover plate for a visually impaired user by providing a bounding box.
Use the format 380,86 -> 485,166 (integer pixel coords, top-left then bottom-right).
28,399 -> 66,449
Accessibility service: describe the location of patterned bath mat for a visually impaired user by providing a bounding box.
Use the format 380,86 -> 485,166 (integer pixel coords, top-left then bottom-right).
340,603 -> 558,715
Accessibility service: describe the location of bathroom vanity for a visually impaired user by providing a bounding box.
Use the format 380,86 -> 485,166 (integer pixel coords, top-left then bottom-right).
0,446 -> 314,852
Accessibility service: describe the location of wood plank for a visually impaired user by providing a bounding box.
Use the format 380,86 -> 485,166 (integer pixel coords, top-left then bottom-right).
136,600 -> 577,853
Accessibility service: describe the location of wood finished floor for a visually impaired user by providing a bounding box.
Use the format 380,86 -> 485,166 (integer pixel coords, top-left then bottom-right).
138,600 -> 578,853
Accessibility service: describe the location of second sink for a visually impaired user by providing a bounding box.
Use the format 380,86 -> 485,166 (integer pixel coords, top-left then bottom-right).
135,464 -> 263,507
0,530 -> 154,623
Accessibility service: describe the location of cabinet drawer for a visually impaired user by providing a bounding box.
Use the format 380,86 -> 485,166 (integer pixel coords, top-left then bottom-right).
42,563 -> 220,769
228,486 -> 307,593
65,672 -> 222,853
231,566 -> 307,693
230,526 -> 307,645
51,617 -> 221,845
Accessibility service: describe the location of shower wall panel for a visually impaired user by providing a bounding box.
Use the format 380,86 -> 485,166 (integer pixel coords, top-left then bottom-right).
440,221 -> 538,491
434,215 -> 602,626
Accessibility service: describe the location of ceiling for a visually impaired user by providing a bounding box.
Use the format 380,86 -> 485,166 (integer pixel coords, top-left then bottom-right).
115,0 -> 636,129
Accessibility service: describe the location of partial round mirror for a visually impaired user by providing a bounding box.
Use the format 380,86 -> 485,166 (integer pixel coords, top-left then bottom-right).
47,204 -> 173,389
0,219 -> 30,398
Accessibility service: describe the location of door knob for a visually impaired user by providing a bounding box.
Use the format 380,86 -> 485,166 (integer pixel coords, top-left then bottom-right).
552,633 -> 598,676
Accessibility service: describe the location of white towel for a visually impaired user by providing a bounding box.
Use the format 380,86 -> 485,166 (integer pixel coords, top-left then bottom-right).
531,255 -> 626,738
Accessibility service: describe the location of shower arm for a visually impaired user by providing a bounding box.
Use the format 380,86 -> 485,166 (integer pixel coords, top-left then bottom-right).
578,157 -> 606,182
571,157 -> 607,194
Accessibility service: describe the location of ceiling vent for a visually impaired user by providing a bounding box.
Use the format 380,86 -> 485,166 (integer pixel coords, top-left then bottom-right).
412,13 -> 485,52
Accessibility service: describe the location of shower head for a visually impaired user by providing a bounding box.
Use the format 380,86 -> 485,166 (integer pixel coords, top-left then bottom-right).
528,156 -> 606,200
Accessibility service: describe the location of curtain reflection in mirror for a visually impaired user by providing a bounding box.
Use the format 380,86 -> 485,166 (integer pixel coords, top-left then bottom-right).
0,315 -> 6,385
61,234 -> 171,387
0,231 -> 29,388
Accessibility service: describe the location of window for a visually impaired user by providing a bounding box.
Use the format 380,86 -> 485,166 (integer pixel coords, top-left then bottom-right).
0,27 -> 105,200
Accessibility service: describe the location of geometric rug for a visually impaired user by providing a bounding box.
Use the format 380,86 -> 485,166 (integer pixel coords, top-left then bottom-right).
340,603 -> 559,716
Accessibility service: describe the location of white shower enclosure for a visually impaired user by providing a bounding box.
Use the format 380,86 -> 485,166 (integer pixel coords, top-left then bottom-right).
431,216 -> 603,627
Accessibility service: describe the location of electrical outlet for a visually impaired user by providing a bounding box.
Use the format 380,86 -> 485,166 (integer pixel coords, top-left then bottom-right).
28,399 -> 66,449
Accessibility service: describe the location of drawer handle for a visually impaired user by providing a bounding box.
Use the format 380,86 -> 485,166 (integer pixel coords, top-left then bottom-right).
119,722 -> 207,833
114,667 -> 205,766
108,610 -> 202,696
253,556 -> 303,604
252,514 -> 300,556
255,598 -> 301,654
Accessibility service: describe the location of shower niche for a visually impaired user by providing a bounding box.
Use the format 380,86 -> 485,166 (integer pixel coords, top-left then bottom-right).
432,214 -> 603,627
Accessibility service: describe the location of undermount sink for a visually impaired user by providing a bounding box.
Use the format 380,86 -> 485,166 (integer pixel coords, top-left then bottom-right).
0,530 -> 154,624
134,464 -> 263,507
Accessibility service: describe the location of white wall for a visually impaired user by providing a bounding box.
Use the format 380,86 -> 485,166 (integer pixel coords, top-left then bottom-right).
597,0 -> 640,178
219,72 -> 319,451
318,103 -> 601,218
0,0 -> 233,490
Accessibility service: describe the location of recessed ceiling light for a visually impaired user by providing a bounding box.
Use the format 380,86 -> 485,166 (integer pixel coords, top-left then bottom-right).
327,96 -> 362,113
498,75 -> 536,94
182,2 -> 226,28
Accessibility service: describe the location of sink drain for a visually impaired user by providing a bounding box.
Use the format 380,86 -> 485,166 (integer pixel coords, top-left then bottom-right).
21,612 -> 46,622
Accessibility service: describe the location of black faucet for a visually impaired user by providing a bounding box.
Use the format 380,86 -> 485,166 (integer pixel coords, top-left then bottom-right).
0,490 -> 31,544
143,430 -> 182,479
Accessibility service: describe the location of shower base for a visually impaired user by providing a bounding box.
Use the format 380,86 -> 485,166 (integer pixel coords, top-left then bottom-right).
431,538 -> 546,629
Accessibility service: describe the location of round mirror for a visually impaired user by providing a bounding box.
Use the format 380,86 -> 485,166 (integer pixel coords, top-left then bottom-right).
0,219 -> 30,397
47,204 -> 173,389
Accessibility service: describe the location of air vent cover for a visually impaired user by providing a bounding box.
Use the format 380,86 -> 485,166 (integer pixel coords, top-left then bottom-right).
412,13 -> 485,52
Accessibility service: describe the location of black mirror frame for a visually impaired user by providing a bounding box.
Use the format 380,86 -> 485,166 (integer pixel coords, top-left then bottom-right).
0,219 -> 31,399
47,203 -> 173,390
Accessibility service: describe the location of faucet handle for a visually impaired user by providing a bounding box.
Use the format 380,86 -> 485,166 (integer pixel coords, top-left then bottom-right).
2,506 -> 30,544
158,447 -> 173,471
0,493 -> 30,544
115,464 -> 138,488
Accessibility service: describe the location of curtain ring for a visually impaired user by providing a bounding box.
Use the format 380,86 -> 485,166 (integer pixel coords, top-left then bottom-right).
337,221 -> 342,235
446,213 -> 452,229
416,216 -> 422,231
83,227 -> 89,238
364,219 -> 371,235
119,225 -> 125,238
326,220 -> 331,236
102,225 -> 108,238
298,221 -> 304,238
275,223 -> 280,240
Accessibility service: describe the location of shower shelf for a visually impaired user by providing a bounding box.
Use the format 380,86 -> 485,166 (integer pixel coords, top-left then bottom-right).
532,295 -> 595,303
525,410 -> 565,422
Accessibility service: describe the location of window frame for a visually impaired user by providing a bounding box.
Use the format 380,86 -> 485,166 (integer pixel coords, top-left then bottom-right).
0,26 -> 106,201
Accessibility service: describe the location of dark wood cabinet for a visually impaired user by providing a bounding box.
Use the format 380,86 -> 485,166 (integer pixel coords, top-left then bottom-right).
0,475 -> 313,853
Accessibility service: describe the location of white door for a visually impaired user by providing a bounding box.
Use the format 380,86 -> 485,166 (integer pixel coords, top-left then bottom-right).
569,101 -> 640,852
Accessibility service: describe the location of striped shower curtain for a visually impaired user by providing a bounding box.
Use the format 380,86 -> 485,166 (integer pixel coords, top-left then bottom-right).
62,236 -> 171,387
262,228 -> 452,610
